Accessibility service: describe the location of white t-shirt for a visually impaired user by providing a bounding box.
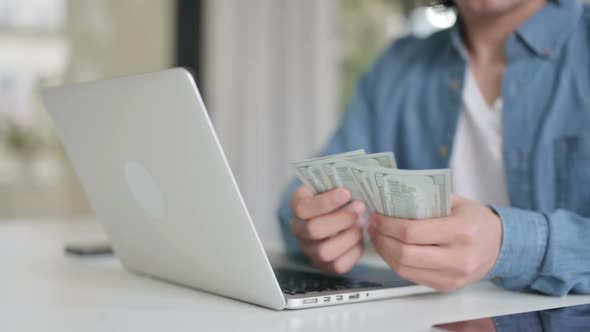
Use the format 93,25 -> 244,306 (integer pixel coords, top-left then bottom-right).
450,68 -> 510,206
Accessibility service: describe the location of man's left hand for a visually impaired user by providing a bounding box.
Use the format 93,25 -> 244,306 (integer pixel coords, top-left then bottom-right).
369,195 -> 502,292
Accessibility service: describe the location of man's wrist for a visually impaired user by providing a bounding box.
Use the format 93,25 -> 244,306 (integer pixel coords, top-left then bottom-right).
484,206 -> 549,290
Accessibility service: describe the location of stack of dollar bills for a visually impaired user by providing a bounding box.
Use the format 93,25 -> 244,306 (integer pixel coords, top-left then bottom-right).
292,150 -> 451,219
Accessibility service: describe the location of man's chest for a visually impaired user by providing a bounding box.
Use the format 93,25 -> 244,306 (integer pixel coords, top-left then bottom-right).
371,59 -> 590,215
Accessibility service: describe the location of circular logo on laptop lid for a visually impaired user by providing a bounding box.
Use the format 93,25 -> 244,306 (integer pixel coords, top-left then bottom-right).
124,160 -> 166,219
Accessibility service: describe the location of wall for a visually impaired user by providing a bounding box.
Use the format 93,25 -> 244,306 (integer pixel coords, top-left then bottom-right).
204,0 -> 341,250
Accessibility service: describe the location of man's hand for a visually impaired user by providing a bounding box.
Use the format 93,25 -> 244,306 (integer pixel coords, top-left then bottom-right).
369,195 -> 502,292
290,186 -> 366,274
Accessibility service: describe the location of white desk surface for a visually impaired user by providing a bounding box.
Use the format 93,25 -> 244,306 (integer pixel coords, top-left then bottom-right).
2,220 -> 590,332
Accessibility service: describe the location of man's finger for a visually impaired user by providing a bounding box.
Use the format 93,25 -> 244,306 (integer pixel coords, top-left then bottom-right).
291,187 -> 351,220
313,243 -> 364,275
292,201 -> 365,240
304,226 -> 363,263
450,194 -> 465,207
381,257 -> 462,292
373,213 -> 460,245
372,232 -> 448,270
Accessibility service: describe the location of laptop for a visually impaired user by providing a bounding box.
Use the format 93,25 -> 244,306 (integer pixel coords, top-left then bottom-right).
41,68 -> 434,310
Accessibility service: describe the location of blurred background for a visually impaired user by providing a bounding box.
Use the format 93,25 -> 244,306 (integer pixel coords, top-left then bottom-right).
0,0 -> 456,250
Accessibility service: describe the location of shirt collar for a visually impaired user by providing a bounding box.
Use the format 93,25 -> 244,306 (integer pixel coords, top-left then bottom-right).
450,0 -> 583,60
515,0 -> 582,58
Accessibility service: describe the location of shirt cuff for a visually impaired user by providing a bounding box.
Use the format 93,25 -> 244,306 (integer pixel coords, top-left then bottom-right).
485,206 -> 549,290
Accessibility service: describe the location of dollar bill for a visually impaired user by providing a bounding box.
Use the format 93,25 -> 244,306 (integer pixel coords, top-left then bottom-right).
321,153 -> 396,209
348,164 -> 378,212
291,150 -> 451,220
291,150 -> 365,193
322,152 -> 396,187
365,168 -> 451,219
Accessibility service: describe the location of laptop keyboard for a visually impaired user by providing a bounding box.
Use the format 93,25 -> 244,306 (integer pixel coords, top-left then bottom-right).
275,268 -> 383,295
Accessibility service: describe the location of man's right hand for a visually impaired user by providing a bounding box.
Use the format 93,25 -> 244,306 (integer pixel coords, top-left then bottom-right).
290,186 -> 366,274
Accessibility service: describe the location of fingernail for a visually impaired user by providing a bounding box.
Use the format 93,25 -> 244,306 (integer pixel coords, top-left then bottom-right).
335,188 -> 351,204
352,201 -> 366,216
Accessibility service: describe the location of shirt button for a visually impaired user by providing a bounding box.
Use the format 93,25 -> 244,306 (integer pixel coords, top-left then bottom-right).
438,145 -> 449,159
543,47 -> 552,57
449,79 -> 461,92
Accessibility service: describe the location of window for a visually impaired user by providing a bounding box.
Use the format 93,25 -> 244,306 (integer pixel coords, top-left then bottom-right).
0,0 -> 175,218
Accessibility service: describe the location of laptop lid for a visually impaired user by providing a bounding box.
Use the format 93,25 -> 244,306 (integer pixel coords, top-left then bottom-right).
42,68 -> 285,310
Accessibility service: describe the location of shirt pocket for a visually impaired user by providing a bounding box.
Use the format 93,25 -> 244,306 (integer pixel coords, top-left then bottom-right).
554,134 -> 590,215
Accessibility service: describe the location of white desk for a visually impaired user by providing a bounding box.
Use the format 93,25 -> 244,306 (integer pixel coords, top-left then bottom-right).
2,220 -> 590,332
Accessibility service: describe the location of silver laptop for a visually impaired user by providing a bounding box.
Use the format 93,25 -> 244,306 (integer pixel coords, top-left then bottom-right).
41,68 -> 433,310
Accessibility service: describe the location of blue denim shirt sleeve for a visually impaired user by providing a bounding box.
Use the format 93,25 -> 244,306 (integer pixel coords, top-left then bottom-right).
487,207 -> 590,296
485,207 -> 549,289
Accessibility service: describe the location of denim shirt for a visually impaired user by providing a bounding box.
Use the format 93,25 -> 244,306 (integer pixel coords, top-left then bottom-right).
278,0 -> 590,296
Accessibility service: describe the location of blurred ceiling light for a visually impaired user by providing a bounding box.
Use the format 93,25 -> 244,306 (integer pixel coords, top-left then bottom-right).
425,6 -> 457,29
409,6 -> 457,37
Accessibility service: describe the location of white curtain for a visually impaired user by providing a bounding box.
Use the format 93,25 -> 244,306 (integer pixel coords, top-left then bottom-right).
204,0 -> 340,250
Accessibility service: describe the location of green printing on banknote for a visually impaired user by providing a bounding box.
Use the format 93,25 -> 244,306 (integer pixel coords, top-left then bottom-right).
292,151 -> 451,220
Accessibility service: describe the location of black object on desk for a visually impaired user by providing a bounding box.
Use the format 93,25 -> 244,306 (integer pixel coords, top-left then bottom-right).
433,303 -> 590,332
64,242 -> 114,256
